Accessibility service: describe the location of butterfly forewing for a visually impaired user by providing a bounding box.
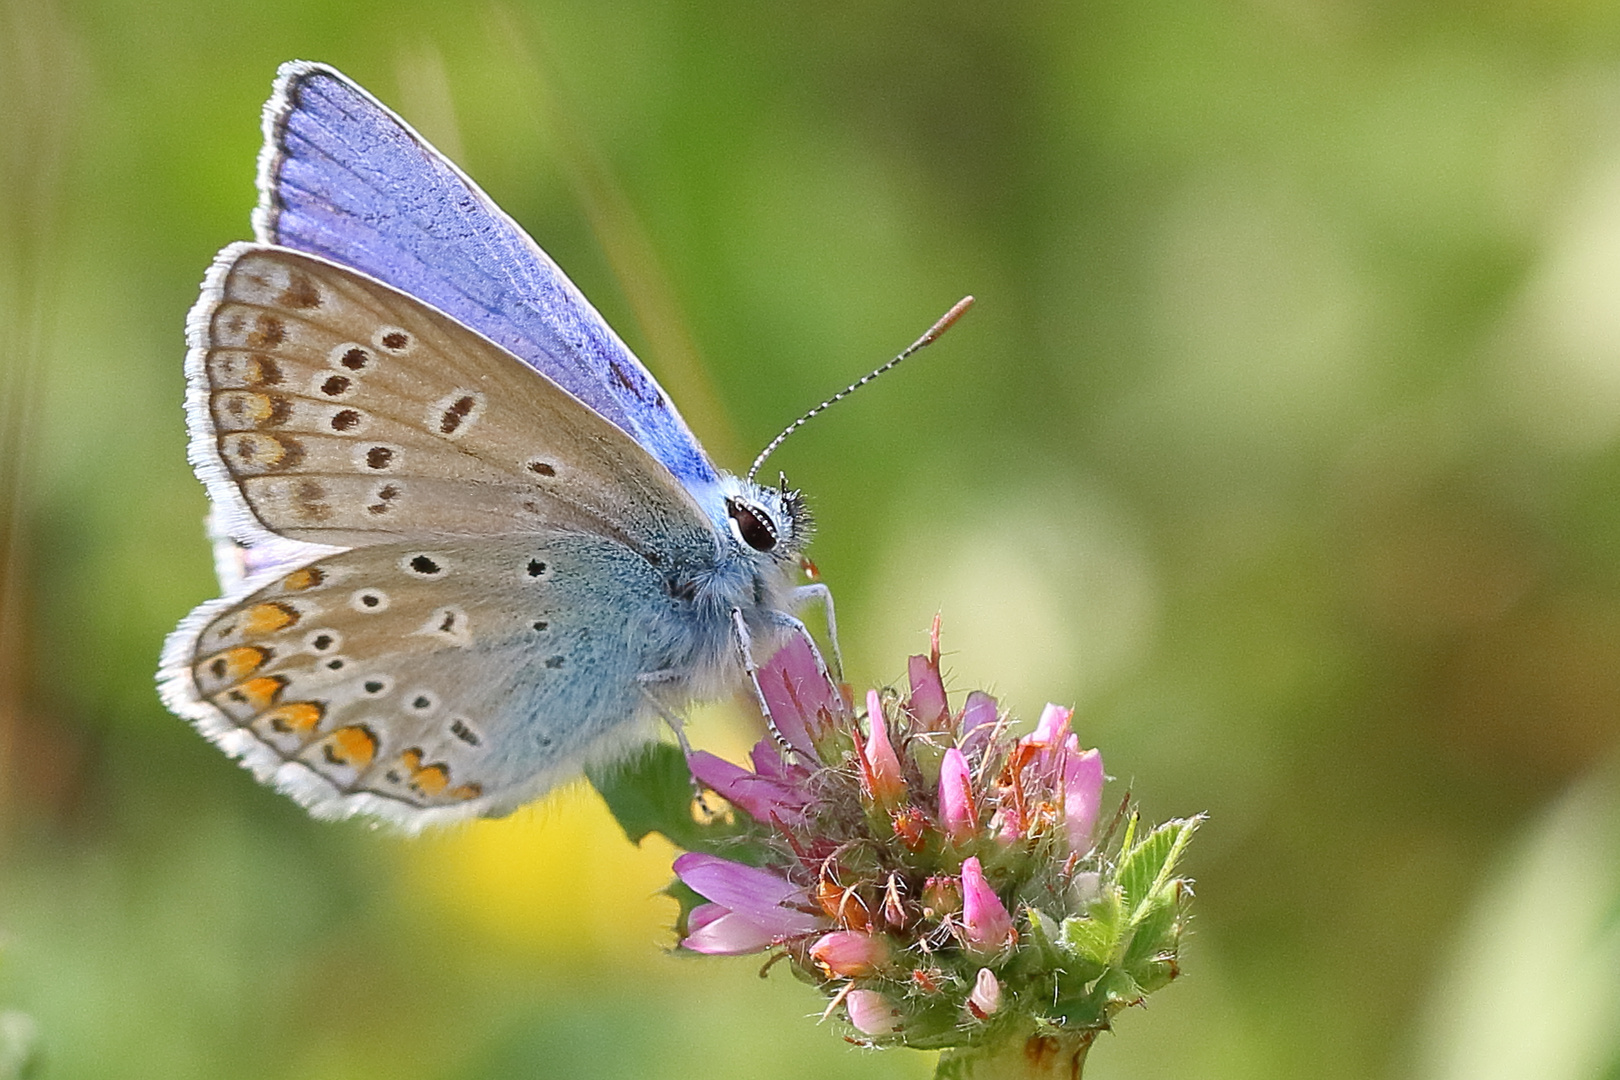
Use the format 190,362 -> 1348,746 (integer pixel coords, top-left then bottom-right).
169,531 -> 689,826
190,244 -> 713,557
256,61 -> 720,489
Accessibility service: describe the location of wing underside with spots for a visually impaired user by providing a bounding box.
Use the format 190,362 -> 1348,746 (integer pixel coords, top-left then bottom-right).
184,243 -> 715,559
254,61 -> 720,489
159,532 -> 686,828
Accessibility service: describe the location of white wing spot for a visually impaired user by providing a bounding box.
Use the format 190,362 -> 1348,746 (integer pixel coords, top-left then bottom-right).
350,589 -> 389,613
328,406 -> 369,435
303,629 -> 342,654
360,675 -> 394,697
417,606 -> 472,647
329,343 -> 374,372
374,326 -> 414,354
313,372 -> 356,399
357,444 -> 399,472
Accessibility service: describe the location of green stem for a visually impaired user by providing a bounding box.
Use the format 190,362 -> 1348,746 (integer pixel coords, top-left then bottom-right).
934,1031 -> 1094,1080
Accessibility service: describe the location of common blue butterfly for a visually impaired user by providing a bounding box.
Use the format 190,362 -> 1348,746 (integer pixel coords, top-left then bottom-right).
158,61 -> 837,829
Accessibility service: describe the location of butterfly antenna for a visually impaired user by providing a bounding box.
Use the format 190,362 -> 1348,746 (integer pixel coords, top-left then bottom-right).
747,296 -> 975,483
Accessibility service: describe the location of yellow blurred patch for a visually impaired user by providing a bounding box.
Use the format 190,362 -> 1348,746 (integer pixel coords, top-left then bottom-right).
395,702 -> 768,964
400,785 -> 677,963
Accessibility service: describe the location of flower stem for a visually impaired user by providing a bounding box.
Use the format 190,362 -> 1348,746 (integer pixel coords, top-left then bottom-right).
934,1031 -> 1094,1080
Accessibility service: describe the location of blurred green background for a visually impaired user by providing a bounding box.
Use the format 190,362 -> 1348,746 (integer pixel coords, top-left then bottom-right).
4,1 -> 1620,1077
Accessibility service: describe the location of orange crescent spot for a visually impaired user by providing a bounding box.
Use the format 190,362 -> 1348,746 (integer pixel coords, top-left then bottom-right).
230,675 -> 287,711
263,701 -> 324,735
219,391 -> 277,425
321,725 -> 377,768
281,566 -> 325,592
204,645 -> 270,683
396,748 -> 452,797
448,783 -> 482,801
222,431 -> 288,468
413,764 -> 450,797
242,354 -> 281,386
243,601 -> 300,635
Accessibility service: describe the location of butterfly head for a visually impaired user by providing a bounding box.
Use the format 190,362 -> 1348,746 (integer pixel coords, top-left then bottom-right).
719,473 -> 811,563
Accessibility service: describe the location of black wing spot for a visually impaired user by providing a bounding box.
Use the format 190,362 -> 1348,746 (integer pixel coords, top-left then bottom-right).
544,655 -> 565,669
364,680 -> 385,694
365,446 -> 393,469
527,560 -> 547,577
409,555 -> 441,575
450,719 -> 481,747
368,482 -> 401,515
532,620 -> 548,632
341,347 -> 371,371
528,460 -> 556,476
321,375 -> 351,397
440,396 -> 476,434
330,409 -> 362,432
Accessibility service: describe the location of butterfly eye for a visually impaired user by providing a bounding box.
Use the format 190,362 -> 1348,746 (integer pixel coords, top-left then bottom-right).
727,499 -> 778,552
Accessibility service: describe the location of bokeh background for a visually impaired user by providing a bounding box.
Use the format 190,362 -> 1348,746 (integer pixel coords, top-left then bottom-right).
4,1 -> 1620,1078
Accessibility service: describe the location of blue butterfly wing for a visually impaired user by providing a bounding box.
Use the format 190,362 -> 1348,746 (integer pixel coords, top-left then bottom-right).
252,60 -> 719,491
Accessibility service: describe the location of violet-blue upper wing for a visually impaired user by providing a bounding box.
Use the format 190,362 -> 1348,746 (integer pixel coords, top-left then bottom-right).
252,60 -> 719,490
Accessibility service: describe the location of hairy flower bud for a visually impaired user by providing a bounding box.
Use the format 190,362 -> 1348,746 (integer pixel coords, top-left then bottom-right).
967,967 -> 1002,1019
960,856 -> 1015,953
810,930 -> 893,978
938,747 -> 977,845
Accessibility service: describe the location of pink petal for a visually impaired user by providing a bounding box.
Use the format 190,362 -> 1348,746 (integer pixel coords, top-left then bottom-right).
1031,703 -> 1073,748
938,747 -> 977,845
810,930 -> 893,977
846,989 -> 902,1035
749,739 -> 791,781
961,856 -> 1015,952
1063,747 -> 1105,852
686,902 -> 728,935
673,853 -> 819,933
686,750 -> 807,823
755,629 -> 843,762
907,652 -> 949,729
952,693 -> 991,751
860,689 -> 907,805
681,910 -> 779,955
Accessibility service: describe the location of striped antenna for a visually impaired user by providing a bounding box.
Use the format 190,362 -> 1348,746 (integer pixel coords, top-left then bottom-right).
746,296 -> 975,483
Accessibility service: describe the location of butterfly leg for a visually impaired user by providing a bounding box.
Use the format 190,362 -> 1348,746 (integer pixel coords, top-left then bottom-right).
730,608 -> 801,754
636,676 -> 695,759
788,582 -> 844,680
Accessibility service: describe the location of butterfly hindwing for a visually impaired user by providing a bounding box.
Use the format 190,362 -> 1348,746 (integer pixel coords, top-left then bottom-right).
188,243 -> 716,562
162,532 -> 690,827
254,60 -> 720,490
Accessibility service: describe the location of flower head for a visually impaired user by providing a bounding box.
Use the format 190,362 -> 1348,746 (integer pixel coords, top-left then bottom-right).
657,622 -> 1200,1055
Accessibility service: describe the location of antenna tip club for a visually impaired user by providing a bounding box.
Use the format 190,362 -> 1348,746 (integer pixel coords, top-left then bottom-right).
920,295 -> 975,346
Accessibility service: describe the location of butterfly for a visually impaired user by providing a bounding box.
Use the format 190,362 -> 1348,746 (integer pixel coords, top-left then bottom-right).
158,61 -> 837,830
